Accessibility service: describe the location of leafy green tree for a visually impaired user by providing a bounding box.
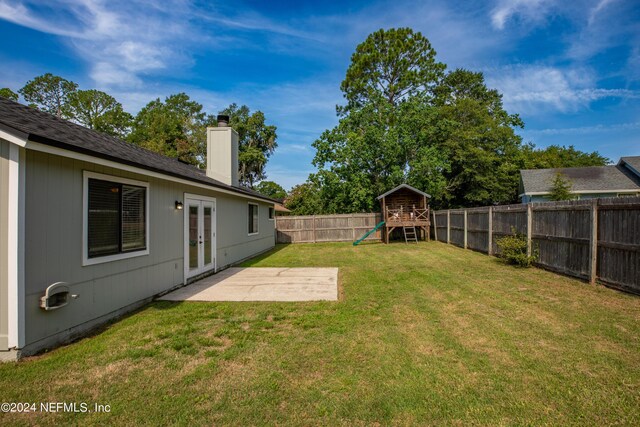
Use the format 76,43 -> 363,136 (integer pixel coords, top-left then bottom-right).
432,69 -> 525,207
522,144 -> 609,169
128,93 -> 206,166
312,28 -> 447,213
218,104 -> 277,187
18,73 -> 78,117
312,104 -> 403,213
301,29 -> 605,212
311,31 -> 525,212
0,88 -> 18,102
284,181 -> 323,215
254,181 -> 287,200
340,27 -> 445,113
548,173 -> 574,201
64,89 -> 132,138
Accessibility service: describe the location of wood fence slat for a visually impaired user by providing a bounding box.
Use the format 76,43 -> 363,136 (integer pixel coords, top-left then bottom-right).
488,206 -> 493,255
597,241 -> 640,253
590,199 -> 599,284
531,234 -> 590,244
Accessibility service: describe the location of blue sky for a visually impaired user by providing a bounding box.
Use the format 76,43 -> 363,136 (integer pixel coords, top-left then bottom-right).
0,0 -> 638,190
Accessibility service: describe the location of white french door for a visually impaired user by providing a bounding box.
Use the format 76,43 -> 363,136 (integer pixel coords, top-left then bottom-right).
184,195 -> 216,280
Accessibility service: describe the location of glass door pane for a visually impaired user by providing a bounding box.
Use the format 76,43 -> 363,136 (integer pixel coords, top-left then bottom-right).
203,205 -> 212,266
188,204 -> 199,270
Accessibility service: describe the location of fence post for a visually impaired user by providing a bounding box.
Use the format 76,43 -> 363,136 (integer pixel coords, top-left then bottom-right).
351,214 -> 355,241
589,199 -> 599,284
447,210 -> 451,244
487,206 -> 493,255
432,210 -> 438,241
526,203 -> 533,257
312,215 -> 317,243
463,210 -> 468,249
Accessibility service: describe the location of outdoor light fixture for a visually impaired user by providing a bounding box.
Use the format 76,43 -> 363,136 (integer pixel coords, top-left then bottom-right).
175,201 -> 183,210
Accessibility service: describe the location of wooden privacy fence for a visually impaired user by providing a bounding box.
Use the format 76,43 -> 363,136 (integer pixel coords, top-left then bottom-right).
432,197 -> 640,295
275,213 -> 382,243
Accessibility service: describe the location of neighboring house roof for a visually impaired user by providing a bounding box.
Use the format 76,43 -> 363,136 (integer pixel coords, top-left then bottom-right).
274,203 -> 291,213
376,184 -> 431,200
619,156 -> 640,177
0,97 -> 276,203
520,164 -> 640,195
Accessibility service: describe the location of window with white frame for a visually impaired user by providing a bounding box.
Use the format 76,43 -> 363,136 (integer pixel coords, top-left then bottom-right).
248,203 -> 259,234
84,172 -> 149,263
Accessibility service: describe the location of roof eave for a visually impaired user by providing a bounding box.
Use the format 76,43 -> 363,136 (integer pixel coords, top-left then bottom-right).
0,122 -> 28,147
25,135 -> 278,204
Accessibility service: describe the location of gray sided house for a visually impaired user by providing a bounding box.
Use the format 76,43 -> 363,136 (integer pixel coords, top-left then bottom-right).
0,98 -> 276,360
519,156 -> 640,203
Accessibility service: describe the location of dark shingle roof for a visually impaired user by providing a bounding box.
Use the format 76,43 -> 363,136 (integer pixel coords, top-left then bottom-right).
0,97 -> 275,203
520,164 -> 640,194
620,156 -> 640,176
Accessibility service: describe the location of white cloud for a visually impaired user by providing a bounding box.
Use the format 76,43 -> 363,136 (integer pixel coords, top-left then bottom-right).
117,41 -> 167,72
200,12 -> 321,42
277,143 -> 312,154
566,0 -> 633,61
490,0 -> 553,30
486,65 -> 640,114
0,0 -> 85,37
0,0 -> 509,91
523,121 -> 640,135
0,0 -> 200,89
263,164 -> 315,191
312,1 -> 507,68
90,62 -> 141,88
588,0 -> 617,25
626,46 -> 640,80
487,0 -> 636,68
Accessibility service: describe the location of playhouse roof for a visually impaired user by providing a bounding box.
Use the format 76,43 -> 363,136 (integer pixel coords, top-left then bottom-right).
376,184 -> 431,200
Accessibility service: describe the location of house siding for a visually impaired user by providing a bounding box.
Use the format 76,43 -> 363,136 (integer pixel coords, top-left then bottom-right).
0,140 -> 9,351
21,149 -> 274,355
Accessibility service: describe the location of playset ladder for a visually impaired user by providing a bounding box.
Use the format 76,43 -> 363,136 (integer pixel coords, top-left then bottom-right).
403,226 -> 418,244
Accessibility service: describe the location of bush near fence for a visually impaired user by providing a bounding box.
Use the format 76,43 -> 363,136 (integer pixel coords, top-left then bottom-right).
430,197 -> 640,295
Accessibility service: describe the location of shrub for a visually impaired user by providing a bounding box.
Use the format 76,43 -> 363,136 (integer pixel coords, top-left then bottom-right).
496,228 -> 538,267
549,173 -> 574,201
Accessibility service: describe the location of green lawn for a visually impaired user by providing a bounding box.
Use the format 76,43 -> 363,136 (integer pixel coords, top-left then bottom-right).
1,242 -> 639,425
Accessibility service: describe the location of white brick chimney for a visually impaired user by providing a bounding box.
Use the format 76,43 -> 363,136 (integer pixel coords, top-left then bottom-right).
206,115 -> 239,187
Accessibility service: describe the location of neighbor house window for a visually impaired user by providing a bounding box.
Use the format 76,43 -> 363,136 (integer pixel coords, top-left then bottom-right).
248,203 -> 259,234
84,171 -> 149,265
269,207 -> 275,220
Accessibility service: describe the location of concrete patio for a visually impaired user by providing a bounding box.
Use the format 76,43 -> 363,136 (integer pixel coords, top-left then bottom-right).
160,267 -> 339,302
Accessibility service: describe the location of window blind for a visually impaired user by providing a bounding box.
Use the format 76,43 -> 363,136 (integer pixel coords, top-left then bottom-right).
122,185 -> 146,251
88,179 -> 120,257
248,204 -> 258,233
87,178 -> 147,258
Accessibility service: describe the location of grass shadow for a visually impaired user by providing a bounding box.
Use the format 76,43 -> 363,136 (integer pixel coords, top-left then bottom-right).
240,243 -> 291,266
